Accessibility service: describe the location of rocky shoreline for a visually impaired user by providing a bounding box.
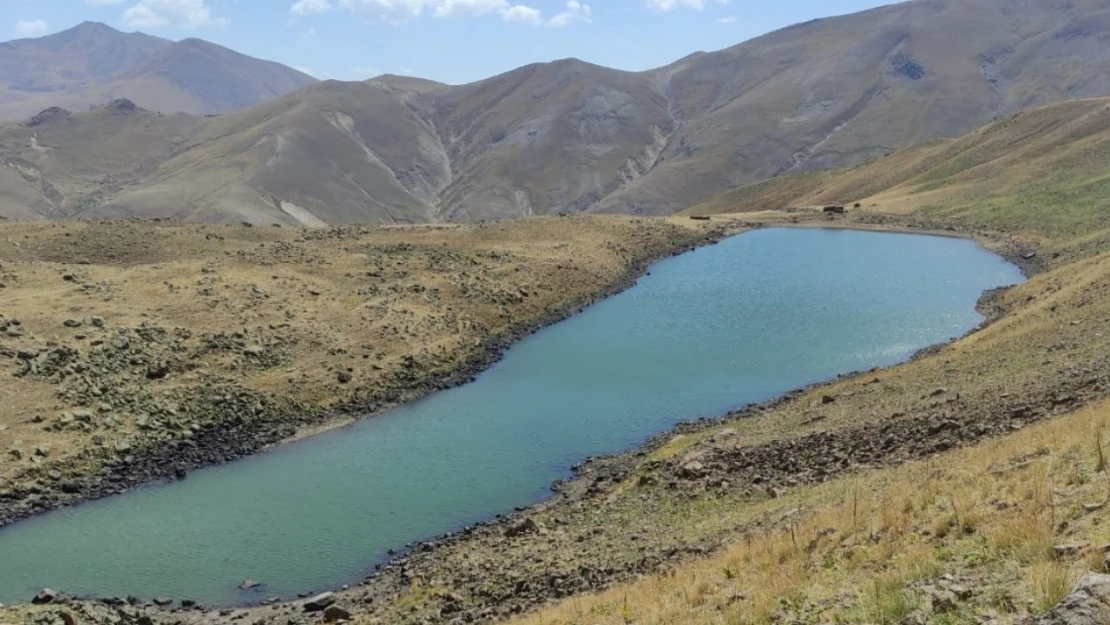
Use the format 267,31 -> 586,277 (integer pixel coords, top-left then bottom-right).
2,217 -> 1058,624
0,223 -> 736,529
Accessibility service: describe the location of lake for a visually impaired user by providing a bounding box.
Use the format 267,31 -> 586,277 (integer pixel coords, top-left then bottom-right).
0,227 -> 1024,605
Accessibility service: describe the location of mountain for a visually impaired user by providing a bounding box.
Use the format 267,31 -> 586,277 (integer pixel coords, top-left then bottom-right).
689,95 -> 1110,244
6,0 -> 1110,225
0,22 -> 316,120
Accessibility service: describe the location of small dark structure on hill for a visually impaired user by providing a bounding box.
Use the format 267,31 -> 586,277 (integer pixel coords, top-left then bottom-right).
823,205 -> 845,214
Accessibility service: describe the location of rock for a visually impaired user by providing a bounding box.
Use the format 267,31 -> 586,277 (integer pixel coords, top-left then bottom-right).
175,467 -> 188,480
238,580 -> 261,590
821,394 -> 836,404
337,371 -> 353,384
679,461 -> 707,479
303,592 -> 336,612
153,596 -> 174,606
1022,573 -> 1110,624
63,319 -> 82,328
16,348 -> 38,360
931,589 -> 959,613
180,599 -> 197,608
146,363 -> 170,380
324,606 -> 352,622
136,617 -> 154,625
1055,542 -> 1090,557
504,517 -> 539,538
31,588 -> 59,604
89,316 -> 105,328
58,612 -> 76,625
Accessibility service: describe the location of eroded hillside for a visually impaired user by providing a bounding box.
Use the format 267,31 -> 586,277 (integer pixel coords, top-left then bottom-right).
10,0 -> 1110,225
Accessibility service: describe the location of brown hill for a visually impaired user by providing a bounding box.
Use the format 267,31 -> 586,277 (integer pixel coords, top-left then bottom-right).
0,22 -> 316,120
6,0 -> 1110,225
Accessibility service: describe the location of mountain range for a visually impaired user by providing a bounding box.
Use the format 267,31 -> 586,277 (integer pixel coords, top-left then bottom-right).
5,0 -> 1110,225
0,21 -> 316,121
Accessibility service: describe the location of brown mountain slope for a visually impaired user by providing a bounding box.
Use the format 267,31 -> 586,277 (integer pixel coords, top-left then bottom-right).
0,22 -> 316,120
690,95 -> 1110,243
7,0 -> 1110,225
591,0 -> 1110,215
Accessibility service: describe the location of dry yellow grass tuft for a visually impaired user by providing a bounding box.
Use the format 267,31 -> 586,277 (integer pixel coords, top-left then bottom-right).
505,399 -> 1110,625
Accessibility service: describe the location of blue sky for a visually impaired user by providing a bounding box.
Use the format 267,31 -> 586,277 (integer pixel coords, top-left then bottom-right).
7,0 -> 897,84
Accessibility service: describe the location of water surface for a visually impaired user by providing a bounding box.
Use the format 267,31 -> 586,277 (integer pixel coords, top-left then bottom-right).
0,228 -> 1023,605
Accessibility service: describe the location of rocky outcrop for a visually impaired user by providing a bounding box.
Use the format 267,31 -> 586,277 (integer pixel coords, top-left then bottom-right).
1023,574 -> 1110,625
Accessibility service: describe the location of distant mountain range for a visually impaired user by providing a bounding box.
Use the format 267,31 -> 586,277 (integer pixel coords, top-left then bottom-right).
0,21 -> 316,120
5,0 -> 1110,225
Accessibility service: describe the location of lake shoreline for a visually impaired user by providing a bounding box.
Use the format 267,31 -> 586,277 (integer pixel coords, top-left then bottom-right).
0,221 -> 738,530
0,213 -> 1041,614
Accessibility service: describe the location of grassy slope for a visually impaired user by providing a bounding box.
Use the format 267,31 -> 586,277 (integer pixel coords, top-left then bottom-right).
9,99 -> 1110,625
0,215 -> 717,514
455,98 -> 1110,625
475,98 -> 1110,625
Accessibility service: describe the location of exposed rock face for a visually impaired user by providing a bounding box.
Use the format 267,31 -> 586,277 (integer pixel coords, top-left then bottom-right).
1023,574 -> 1110,625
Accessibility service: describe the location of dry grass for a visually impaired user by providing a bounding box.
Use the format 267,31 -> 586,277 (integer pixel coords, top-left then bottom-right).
0,215 -> 715,489
504,398 -> 1110,625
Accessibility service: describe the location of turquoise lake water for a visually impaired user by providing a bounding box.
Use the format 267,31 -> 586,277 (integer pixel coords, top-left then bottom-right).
0,228 -> 1024,605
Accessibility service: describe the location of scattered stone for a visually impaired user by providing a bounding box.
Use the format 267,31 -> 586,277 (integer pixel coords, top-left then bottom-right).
303,592 -> 336,612
16,348 -> 38,360
238,580 -> 261,590
504,517 -> 539,538
153,597 -> 174,606
337,371 -> 353,384
63,319 -> 82,328
1055,541 -> 1091,557
146,363 -> 170,380
679,461 -> 707,479
324,605 -> 352,622
32,588 -> 59,604
1022,573 -> 1110,624
931,589 -> 958,613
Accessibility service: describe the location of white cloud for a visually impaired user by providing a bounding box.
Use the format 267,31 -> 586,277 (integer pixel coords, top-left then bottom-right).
293,66 -> 317,77
646,0 -> 727,11
434,0 -> 507,17
546,0 -> 590,26
15,19 -> 48,37
290,0 -> 332,17
716,15 -> 735,23
336,0 -> 551,25
502,4 -> 541,24
122,0 -> 226,29
337,0 -> 429,22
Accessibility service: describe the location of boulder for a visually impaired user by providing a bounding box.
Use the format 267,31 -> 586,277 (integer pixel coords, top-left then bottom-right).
238,579 -> 261,590
504,517 -> 539,537
303,592 -> 336,612
324,605 -> 352,622
31,588 -> 59,604
1022,573 -> 1110,624
1055,542 -> 1090,557
153,597 -> 174,606
679,461 -> 707,479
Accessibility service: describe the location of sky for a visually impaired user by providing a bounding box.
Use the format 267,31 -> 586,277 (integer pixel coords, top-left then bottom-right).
6,0 -> 898,84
